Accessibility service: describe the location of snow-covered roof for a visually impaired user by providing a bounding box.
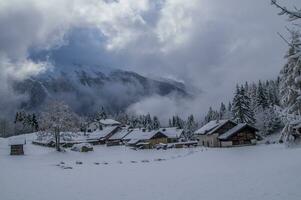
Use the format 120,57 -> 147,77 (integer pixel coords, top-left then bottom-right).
218,123 -> 258,140
194,120 -> 234,135
9,137 -> 26,145
159,127 -> 184,138
109,128 -> 132,140
99,119 -> 121,126
123,129 -> 162,141
127,139 -> 140,145
87,126 -> 118,140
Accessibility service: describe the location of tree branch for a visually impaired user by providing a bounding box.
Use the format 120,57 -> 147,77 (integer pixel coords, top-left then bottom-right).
271,0 -> 301,20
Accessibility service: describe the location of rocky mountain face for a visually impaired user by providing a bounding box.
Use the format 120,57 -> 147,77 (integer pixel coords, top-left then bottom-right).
12,64 -> 188,115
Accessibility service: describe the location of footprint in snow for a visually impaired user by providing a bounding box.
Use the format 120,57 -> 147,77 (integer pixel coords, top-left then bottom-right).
62,166 -> 73,170
76,161 -> 83,165
131,161 -> 137,163
141,160 -> 150,163
154,158 -> 166,162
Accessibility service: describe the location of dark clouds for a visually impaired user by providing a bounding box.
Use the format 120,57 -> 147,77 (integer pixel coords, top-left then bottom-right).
1,0 -> 301,120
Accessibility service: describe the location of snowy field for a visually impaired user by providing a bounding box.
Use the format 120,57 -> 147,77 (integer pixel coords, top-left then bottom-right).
1,134 -> 301,200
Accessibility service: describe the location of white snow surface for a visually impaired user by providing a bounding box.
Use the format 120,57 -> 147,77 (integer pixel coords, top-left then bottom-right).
1,133 -> 301,200
8,136 -> 26,145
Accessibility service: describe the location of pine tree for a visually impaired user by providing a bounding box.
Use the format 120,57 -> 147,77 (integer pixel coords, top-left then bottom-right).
279,30 -> 301,142
219,102 -> 227,119
31,114 -> 39,131
152,116 -> 160,130
172,116 -> 176,127
174,116 -> 184,129
232,85 -> 255,124
256,80 -> 269,110
96,106 -> 107,121
184,114 -> 198,139
262,107 -> 282,136
205,107 -> 219,122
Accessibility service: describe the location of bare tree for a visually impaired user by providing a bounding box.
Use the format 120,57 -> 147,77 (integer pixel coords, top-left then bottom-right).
40,101 -> 80,151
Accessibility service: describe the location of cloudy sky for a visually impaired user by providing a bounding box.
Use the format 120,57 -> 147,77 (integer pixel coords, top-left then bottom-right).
0,0 -> 300,120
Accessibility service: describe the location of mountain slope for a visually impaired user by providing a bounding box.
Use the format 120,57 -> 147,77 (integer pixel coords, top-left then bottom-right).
13,64 -> 189,114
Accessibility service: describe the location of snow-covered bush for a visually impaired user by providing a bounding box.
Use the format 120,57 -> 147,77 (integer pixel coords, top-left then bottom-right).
71,143 -> 93,152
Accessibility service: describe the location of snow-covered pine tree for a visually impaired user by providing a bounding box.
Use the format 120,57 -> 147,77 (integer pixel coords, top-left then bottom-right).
152,116 -> 160,130
262,107 -> 282,136
174,115 -> 184,129
145,114 -> 152,130
232,85 -> 256,124
168,119 -> 172,127
204,107 -> 219,123
172,116 -> 176,127
223,101 -> 233,119
256,80 -> 269,110
228,102 -> 232,113
95,106 -> 107,121
266,79 -> 280,106
184,114 -> 198,139
278,30 -> 301,142
219,102 -> 227,120
248,82 -> 258,111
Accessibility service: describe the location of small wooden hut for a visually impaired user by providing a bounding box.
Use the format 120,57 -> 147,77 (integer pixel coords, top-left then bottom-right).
9,137 -> 26,155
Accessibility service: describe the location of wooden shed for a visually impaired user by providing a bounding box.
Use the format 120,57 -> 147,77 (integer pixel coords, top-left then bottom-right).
159,127 -> 184,143
218,123 -> 258,147
9,137 -> 26,155
124,129 -> 168,149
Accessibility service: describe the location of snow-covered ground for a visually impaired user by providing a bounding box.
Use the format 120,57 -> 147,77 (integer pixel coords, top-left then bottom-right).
1,134 -> 301,200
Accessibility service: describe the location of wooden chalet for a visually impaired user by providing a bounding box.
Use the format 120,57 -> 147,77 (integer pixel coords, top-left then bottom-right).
123,129 -> 168,149
194,120 -> 237,147
9,137 -> 26,155
86,126 -> 121,145
159,127 -> 184,143
218,123 -> 258,147
106,127 -> 132,146
194,120 -> 258,147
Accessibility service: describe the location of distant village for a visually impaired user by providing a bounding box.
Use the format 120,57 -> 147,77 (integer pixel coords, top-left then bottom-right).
7,114 -> 263,156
